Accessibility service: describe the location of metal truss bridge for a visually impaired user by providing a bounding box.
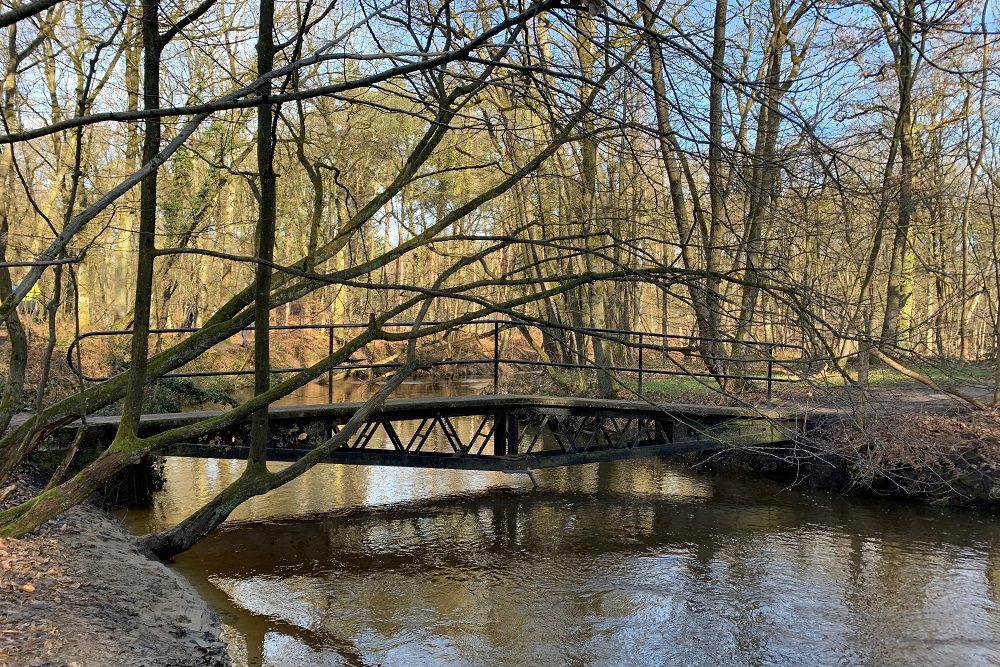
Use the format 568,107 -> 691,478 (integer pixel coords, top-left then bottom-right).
70,395 -> 817,472
59,319 -> 820,470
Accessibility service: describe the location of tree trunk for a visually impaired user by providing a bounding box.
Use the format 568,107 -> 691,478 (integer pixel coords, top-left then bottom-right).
248,0 -> 276,470
574,12 -> 612,397
881,0 -> 916,348
145,358 -> 416,559
703,0 -> 730,381
641,4 -> 717,355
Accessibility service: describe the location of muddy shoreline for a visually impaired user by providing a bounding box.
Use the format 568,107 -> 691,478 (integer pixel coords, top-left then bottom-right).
691,408 -> 1000,508
0,476 -> 230,667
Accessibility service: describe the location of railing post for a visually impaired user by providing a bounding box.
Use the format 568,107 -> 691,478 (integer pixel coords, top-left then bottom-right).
637,332 -> 644,395
507,413 -> 518,455
492,321 -> 500,395
493,410 -> 506,455
766,344 -> 774,404
327,325 -> 334,404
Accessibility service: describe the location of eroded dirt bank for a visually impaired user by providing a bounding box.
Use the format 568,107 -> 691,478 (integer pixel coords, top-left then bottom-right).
702,408 -> 1000,507
0,476 -> 230,667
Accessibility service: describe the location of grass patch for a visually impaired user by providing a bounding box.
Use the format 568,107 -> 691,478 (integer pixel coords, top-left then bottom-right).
806,359 -> 995,389
623,374 -> 721,396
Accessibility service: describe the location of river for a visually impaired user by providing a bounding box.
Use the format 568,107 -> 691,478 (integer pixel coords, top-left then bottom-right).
118,380 -> 1000,666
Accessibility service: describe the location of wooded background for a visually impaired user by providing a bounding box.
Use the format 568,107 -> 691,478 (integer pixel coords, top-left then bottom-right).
0,0 -> 998,545
3,0 -> 998,360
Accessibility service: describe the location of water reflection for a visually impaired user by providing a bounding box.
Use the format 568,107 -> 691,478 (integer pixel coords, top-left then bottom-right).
120,458 -> 1000,667
118,380 -> 1000,666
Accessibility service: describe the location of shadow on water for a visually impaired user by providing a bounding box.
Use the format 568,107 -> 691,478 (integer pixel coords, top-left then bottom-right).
118,381 -> 1000,667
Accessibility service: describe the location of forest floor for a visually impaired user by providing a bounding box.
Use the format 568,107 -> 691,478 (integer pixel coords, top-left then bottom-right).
505,359 -> 997,411
0,473 -> 230,667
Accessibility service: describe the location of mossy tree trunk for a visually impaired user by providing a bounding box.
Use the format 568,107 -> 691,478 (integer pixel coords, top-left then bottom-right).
248,0 -> 276,473
143,360 -> 415,559
880,0 -> 917,348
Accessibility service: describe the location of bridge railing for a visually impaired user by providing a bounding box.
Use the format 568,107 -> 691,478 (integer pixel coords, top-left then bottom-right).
67,319 -> 807,401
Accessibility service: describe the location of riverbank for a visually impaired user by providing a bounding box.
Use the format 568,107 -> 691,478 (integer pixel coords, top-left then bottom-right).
0,474 -> 230,667
700,407 -> 1000,507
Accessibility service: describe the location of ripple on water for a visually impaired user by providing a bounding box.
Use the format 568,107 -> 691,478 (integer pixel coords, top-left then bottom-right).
121,451 -> 1000,667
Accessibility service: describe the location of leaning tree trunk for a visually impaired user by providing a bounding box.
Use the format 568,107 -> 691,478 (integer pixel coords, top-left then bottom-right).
642,4 -> 721,384
143,361 -> 415,559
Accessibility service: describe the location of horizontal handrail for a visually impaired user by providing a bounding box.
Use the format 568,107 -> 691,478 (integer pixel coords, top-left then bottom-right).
67,320 -> 805,346
67,319 -> 807,399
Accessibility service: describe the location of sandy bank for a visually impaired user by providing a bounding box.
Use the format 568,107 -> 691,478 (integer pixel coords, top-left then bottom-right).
0,477 -> 230,667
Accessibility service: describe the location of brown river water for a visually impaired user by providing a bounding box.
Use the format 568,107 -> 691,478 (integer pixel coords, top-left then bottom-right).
118,380 -> 1000,666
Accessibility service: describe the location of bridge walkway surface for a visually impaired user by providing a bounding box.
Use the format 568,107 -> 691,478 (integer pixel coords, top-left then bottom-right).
41,395 -> 840,473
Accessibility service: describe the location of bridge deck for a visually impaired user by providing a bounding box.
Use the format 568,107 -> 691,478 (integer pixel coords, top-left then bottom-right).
74,395 -> 813,427
39,395 -> 832,472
